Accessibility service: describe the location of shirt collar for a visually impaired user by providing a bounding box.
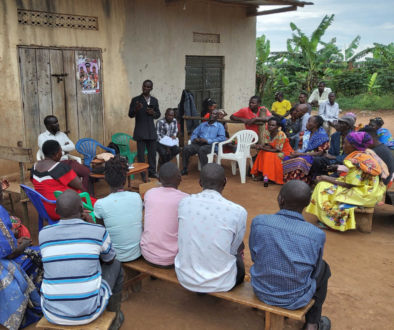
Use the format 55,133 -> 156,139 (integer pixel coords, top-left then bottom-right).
201,189 -> 222,196
58,219 -> 86,225
276,209 -> 306,222
46,130 -> 59,136
203,121 -> 218,127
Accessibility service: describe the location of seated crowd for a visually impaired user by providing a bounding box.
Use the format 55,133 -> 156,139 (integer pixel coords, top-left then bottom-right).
3,81 -> 394,330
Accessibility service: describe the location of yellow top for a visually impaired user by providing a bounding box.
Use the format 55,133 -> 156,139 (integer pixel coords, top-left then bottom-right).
271,100 -> 292,116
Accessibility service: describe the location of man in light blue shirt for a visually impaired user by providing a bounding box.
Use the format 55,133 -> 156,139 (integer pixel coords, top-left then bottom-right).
181,109 -> 226,175
290,104 -> 311,149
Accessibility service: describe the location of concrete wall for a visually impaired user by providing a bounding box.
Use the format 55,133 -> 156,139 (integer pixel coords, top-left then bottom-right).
0,0 -> 256,177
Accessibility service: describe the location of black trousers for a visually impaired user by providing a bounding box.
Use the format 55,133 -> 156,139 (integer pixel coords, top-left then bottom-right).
182,143 -> 212,169
305,259 -> 331,324
137,139 -> 157,176
101,259 -> 124,295
156,143 -> 180,164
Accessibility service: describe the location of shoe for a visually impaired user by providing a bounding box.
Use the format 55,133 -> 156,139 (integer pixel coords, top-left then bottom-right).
106,292 -> 124,330
140,172 -> 150,183
148,173 -> 159,179
302,317 -> 331,330
180,169 -> 188,176
196,292 -> 206,296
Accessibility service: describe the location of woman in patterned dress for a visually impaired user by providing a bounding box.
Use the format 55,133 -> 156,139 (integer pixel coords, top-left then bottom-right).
251,117 -> 293,184
283,116 -> 330,185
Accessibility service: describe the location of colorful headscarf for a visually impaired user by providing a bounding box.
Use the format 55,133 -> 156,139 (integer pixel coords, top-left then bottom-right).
370,117 -> 384,127
345,149 -> 388,178
346,132 -> 373,151
345,112 -> 357,120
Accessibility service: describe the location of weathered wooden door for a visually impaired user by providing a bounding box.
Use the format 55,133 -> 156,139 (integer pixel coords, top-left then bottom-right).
18,47 -> 104,158
185,56 -> 223,115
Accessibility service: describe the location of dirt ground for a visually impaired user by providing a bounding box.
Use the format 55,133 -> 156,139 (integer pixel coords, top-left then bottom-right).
9,109 -> 394,330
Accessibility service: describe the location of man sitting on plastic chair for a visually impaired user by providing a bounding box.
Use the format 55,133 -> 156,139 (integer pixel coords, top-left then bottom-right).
181,109 -> 226,176
156,108 -> 180,165
38,115 -> 91,192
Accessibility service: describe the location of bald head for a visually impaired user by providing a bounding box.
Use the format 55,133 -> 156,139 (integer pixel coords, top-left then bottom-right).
56,189 -> 83,219
278,181 -> 311,212
199,163 -> 226,193
295,104 -> 308,118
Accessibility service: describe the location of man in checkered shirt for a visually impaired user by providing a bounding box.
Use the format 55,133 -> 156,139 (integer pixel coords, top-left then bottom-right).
156,108 -> 180,165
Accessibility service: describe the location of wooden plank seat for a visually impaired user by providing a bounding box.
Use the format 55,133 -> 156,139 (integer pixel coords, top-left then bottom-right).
123,258 -> 314,330
36,311 -> 116,330
354,207 -> 375,234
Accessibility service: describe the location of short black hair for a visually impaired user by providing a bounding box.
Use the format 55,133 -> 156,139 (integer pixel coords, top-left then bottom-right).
312,115 -> 324,127
359,126 -> 378,138
268,117 -> 282,126
200,163 -> 225,190
318,81 -> 326,86
299,92 -> 308,97
56,189 -> 82,218
165,108 -> 174,115
159,162 -> 179,183
44,115 -> 57,126
104,155 -> 129,187
280,180 -> 311,208
275,91 -> 284,97
250,95 -> 261,104
42,140 -> 61,158
329,92 -> 336,97
143,79 -> 153,87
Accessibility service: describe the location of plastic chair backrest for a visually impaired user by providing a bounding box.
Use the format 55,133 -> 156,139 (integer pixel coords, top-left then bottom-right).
53,190 -> 96,223
76,138 -> 116,168
111,133 -> 133,160
20,185 -> 58,230
36,149 -> 44,161
231,130 -> 259,154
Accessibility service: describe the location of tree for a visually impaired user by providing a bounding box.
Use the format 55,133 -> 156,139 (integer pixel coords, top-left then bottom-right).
255,35 -> 273,98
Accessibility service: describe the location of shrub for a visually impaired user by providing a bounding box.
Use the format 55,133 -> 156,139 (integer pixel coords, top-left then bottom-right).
336,93 -> 394,111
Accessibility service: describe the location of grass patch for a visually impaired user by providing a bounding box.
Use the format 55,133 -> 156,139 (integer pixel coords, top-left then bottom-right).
335,93 -> 394,111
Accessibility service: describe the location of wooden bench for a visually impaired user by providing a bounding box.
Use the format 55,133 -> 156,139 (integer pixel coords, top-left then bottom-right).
36,311 -> 116,330
355,207 -> 374,233
123,258 -> 314,330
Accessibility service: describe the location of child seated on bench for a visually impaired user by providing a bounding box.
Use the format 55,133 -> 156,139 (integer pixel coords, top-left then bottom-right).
175,163 -> 247,293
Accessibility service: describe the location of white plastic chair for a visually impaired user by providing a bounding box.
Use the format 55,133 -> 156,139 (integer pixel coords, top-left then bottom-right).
216,130 -> 258,183
187,140 -> 217,171
36,149 -> 82,164
156,138 -> 180,170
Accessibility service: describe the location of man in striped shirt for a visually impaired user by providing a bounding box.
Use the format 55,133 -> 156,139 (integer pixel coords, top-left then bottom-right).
39,190 -> 124,329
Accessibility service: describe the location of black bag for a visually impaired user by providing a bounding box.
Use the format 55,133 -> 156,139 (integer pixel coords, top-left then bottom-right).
108,142 -> 120,155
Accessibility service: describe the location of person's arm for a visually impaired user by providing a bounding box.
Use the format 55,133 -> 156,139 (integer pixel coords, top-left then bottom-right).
318,103 -> 327,121
153,100 -> 161,120
230,209 -> 247,256
61,133 -> 75,153
315,175 -> 354,188
249,219 -> 257,262
190,125 -> 200,142
93,201 -> 105,227
173,120 -> 178,138
128,98 -> 137,118
310,244 -> 325,280
156,120 -> 164,140
100,228 -> 117,265
271,111 -> 283,119
67,176 -> 83,191
230,115 -> 248,124
282,111 -> 290,118
308,89 -> 317,104
291,151 -> 324,158
6,237 -> 32,259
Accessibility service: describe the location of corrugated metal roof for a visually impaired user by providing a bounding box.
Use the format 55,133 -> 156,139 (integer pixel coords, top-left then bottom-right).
210,0 -> 313,6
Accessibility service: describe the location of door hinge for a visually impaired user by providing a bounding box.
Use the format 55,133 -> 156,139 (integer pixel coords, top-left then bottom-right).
51,73 -> 68,83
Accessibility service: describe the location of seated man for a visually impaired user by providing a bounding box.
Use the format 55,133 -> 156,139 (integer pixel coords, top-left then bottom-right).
39,190 -> 124,329
230,95 -> 271,135
38,115 -> 91,192
141,162 -> 189,268
294,92 -> 312,114
359,127 -> 394,186
180,109 -> 226,176
308,81 -> 332,107
156,108 -> 180,165
271,91 -> 292,129
311,115 -> 354,177
249,181 -> 331,330
94,155 -> 143,262
175,163 -> 247,293
318,92 -> 339,136
288,104 -> 311,149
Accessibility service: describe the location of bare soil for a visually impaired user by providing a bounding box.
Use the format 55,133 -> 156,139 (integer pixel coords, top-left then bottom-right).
13,109 -> 394,330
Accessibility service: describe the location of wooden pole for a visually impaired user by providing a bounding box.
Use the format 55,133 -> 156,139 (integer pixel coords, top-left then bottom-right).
19,161 -> 29,230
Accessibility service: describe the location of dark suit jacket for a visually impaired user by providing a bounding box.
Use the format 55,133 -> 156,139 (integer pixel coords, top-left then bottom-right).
128,94 -> 161,141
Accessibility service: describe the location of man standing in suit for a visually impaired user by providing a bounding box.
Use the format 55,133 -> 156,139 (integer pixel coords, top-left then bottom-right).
128,80 -> 161,180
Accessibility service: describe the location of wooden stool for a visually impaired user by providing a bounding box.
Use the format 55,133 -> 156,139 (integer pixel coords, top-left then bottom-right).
36,311 -> 116,330
355,207 -> 374,233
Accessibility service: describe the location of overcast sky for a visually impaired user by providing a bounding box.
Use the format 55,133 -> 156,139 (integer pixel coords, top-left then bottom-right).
256,0 -> 393,55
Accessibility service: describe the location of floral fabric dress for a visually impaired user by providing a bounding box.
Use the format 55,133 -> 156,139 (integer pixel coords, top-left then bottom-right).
306,151 -> 386,232
250,131 -> 293,184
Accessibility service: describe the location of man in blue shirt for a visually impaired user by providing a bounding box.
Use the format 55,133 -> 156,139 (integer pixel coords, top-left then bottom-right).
180,109 -> 226,175
249,181 -> 331,330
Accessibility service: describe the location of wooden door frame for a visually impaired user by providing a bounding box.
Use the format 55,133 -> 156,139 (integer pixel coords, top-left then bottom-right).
16,45 -> 106,150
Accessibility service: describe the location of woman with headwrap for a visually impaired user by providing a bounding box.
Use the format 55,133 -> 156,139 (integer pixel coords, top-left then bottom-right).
369,117 -> 394,151
306,132 -> 387,232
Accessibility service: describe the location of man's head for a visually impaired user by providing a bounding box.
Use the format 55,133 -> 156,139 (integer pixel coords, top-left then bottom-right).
209,109 -> 219,123
44,115 -> 60,133
298,92 -> 308,104
369,117 -> 384,131
79,67 -> 84,72
42,140 -> 62,161
294,104 -> 308,119
359,127 -> 379,147
105,155 -> 128,188
199,163 -> 227,194
336,115 -> 355,132
277,180 -> 311,213
159,162 -> 182,189
56,189 -> 83,219
165,108 -> 175,123
92,66 -> 97,72
275,92 -> 284,102
328,92 -> 336,104
318,81 -> 326,93
249,96 -> 261,111
142,80 -> 153,95
85,63 -> 91,71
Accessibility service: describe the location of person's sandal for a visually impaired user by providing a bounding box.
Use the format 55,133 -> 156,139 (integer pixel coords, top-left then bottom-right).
252,176 -> 264,182
302,316 -> 331,330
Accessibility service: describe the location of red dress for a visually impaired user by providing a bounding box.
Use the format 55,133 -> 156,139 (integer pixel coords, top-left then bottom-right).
30,162 -> 96,221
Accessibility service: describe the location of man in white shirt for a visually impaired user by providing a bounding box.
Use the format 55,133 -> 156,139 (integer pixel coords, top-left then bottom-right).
38,115 -> 91,191
175,163 -> 247,293
308,82 -> 332,107
318,93 -> 340,136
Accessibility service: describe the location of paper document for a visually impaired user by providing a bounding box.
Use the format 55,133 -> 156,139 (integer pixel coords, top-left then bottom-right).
159,136 -> 178,147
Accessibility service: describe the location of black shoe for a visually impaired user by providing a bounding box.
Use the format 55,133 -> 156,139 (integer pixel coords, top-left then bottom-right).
148,173 -> 159,179
180,169 -> 188,176
106,292 -> 124,330
302,317 -> 331,330
141,172 -> 150,183
196,292 -> 206,297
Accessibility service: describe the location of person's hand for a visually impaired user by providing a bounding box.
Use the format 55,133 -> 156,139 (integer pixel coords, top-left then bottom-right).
200,138 -> 208,144
245,118 -> 257,125
1,179 -> 10,190
165,147 -> 170,153
290,152 -> 301,158
81,210 -> 95,224
65,142 -> 70,146
316,175 -> 330,183
146,108 -> 155,116
311,100 -> 318,107
171,135 -> 177,140
323,153 -> 336,160
135,101 -> 143,113
326,165 -> 338,172
17,237 -> 32,249
192,138 -> 200,144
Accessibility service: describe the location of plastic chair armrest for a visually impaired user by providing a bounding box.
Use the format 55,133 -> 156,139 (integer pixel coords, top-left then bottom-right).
68,154 -> 82,164
210,142 -> 218,156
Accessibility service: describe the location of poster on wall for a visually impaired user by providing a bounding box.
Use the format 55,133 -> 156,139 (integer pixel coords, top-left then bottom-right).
77,57 -> 100,94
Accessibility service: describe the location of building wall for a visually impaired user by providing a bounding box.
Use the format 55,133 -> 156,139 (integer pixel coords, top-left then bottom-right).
0,0 -> 256,177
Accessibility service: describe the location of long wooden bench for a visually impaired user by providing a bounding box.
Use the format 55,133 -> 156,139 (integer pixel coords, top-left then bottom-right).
355,207 -> 375,233
123,258 -> 314,330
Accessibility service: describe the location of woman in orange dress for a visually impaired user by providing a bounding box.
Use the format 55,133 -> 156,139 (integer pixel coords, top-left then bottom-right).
251,117 -> 293,184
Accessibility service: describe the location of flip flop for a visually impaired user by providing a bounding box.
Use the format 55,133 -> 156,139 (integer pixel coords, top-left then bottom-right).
253,177 -> 264,182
